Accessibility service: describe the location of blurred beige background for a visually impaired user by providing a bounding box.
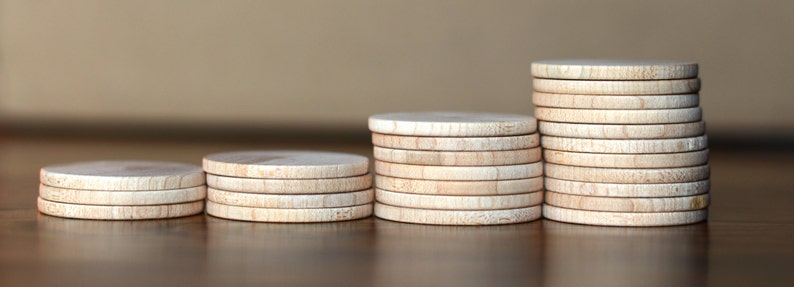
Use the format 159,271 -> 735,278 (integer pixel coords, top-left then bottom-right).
1,0 -> 792,134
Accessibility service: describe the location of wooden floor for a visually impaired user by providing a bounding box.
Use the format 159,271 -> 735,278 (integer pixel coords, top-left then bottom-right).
1,136 -> 792,287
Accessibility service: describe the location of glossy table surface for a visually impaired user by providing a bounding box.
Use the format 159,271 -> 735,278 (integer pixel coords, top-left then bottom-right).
1,136 -> 792,287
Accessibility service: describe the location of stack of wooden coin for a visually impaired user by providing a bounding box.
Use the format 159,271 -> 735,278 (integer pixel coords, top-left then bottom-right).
531,59 -> 710,226
38,161 -> 206,220
368,112 -> 544,225
203,150 -> 374,222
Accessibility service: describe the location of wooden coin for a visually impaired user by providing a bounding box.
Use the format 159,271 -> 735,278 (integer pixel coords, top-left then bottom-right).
544,163 -> 710,184
203,150 -> 369,179
206,173 -> 371,194
545,191 -> 710,212
40,160 -> 205,191
375,176 -> 544,196
375,161 -> 543,181
532,92 -> 699,110
38,184 -> 206,206
533,78 -> 701,95
374,203 -> 541,225
545,178 -> 710,198
373,146 -> 541,166
206,201 -> 372,222
207,188 -> 373,208
535,107 -> 701,124
531,59 -> 698,80
538,121 -> 706,139
541,135 -> 708,154
37,197 -> 204,220
372,133 -> 539,151
543,149 -> 709,168
542,205 -> 708,227
368,112 -> 537,137
375,189 -> 543,210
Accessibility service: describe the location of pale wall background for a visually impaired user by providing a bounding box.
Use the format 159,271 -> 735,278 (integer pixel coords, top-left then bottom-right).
1,0 -> 792,133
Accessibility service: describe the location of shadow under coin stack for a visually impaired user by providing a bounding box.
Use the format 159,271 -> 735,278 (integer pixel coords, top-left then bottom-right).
531,59 -> 710,226
203,150 -> 374,222
38,161 -> 206,220
368,112 -> 544,225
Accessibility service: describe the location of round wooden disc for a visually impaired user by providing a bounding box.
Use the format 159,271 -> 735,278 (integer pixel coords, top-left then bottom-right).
533,92 -> 699,110
368,112 -> 537,137
38,184 -> 207,206
207,187 -> 374,208
206,173 -> 372,194
543,149 -> 709,168
37,197 -> 204,220
531,59 -> 698,80
535,107 -> 701,124
538,121 -> 706,139
545,191 -> 710,212
372,133 -> 539,151
203,150 -> 369,179
541,135 -> 708,154
542,205 -> 708,227
544,163 -> 710,184
375,189 -> 543,210
545,178 -> 710,198
373,146 -> 541,166
375,176 -> 544,195
205,201 -> 372,222
40,160 -> 205,191
374,203 -> 541,225
375,161 -> 543,181
533,78 -> 701,95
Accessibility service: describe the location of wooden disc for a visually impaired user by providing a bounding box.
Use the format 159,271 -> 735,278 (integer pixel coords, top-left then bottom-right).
374,203 -> 541,225
372,133 -> 539,151
375,176 -> 544,195
368,112 -> 537,137
205,201 -> 372,222
541,135 -> 708,154
545,178 -> 710,198
206,173 -> 372,194
207,187 -> 374,208
543,149 -> 709,168
535,107 -> 701,124
542,205 -> 708,227
545,191 -> 710,212
375,189 -> 543,210
533,78 -> 701,95
203,150 -> 369,179
531,59 -> 698,80
538,121 -> 706,139
375,161 -> 543,181
38,184 -> 207,206
37,197 -> 204,220
40,160 -> 205,191
373,146 -> 541,166
533,92 -> 699,110
544,163 -> 710,184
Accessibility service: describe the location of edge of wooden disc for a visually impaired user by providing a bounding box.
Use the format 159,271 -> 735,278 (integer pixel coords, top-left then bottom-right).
37,197 -> 204,220
375,189 -> 544,210
207,187 -> 374,208
368,112 -> 537,136
206,173 -> 372,194
544,178 -> 710,198
373,146 -> 541,166
543,149 -> 710,168
545,191 -> 710,212
545,163 -> 710,184
205,201 -> 373,222
39,184 -> 207,206
538,121 -> 706,139
531,60 -> 698,80
372,133 -> 539,151
375,161 -> 544,181
532,92 -> 700,110
374,202 -> 542,225
375,175 -> 544,195
533,78 -> 701,95
542,204 -> 708,226
202,150 -> 370,179
40,160 -> 206,191
535,107 -> 702,124
541,135 -> 708,154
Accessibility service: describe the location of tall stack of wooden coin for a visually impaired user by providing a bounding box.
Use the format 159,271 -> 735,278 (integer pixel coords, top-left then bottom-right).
368,112 -> 544,225
38,161 -> 206,220
203,150 -> 374,222
531,60 -> 710,226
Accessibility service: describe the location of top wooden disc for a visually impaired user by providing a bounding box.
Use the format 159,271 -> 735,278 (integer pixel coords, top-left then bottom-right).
368,112 -> 537,137
40,161 -> 205,191
203,150 -> 369,179
531,59 -> 698,80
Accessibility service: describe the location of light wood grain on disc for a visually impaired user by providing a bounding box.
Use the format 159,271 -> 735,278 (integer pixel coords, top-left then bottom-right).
533,92 -> 699,110
206,174 -> 372,194
37,197 -> 204,220
40,161 -> 205,191
368,112 -> 537,137
533,78 -> 701,95
373,146 -> 541,166
541,135 -> 708,154
538,121 -> 706,139
376,189 -> 543,210
376,176 -> 544,195
542,205 -> 707,227
545,178 -> 710,198
38,184 -> 206,206
531,59 -> 698,80
535,107 -> 701,124
203,150 -> 369,179
375,161 -> 543,181
206,201 -> 372,222
545,191 -> 710,212
543,149 -> 709,168
207,188 -> 373,208
374,203 -> 541,225
545,163 -> 710,184
372,133 -> 539,151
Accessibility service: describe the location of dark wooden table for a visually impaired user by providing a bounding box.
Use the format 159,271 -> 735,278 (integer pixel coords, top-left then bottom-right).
1,136 -> 792,286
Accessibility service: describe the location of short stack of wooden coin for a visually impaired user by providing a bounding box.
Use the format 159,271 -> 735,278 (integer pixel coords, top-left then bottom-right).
368,112 -> 544,225
38,161 -> 206,220
203,150 -> 374,222
531,59 -> 710,226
